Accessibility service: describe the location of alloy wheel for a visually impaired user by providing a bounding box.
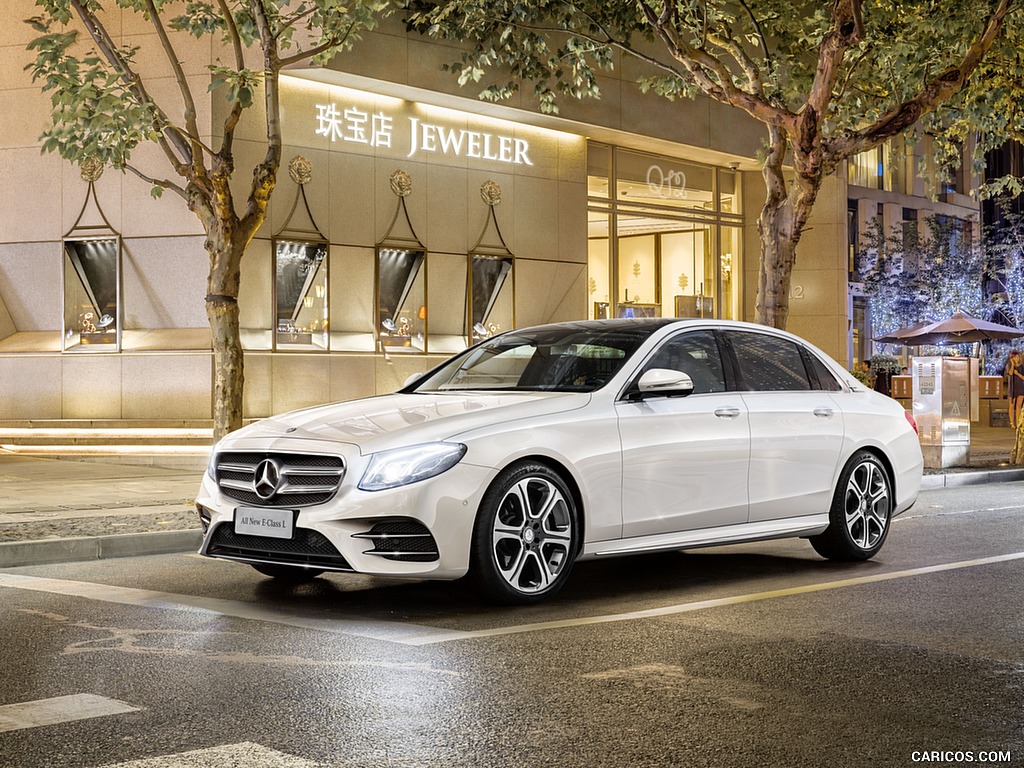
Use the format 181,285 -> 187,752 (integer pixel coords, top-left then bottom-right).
491,475 -> 574,595
843,459 -> 891,550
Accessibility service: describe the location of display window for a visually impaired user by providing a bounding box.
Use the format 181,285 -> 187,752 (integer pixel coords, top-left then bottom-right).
273,240 -> 329,351
62,237 -> 121,351
470,254 -> 513,343
377,247 -> 426,353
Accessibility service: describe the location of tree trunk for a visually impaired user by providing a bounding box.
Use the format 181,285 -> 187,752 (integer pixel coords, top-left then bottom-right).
756,197 -> 800,329
754,130 -> 822,330
205,236 -> 245,441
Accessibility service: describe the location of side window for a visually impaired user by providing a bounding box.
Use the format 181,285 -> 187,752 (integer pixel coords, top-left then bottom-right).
806,352 -> 844,391
643,330 -> 726,394
728,332 -> 812,391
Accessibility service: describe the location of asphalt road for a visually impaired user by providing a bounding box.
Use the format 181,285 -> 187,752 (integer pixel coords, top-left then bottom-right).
0,483 -> 1022,768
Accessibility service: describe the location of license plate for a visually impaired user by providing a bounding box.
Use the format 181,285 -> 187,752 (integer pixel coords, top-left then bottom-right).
234,507 -> 295,539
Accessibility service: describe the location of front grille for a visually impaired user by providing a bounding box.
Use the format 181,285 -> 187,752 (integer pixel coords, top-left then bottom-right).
206,522 -> 352,571
215,452 -> 344,507
353,519 -> 440,562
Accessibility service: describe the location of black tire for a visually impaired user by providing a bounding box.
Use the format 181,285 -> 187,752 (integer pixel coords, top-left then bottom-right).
470,461 -> 579,605
810,451 -> 892,561
250,562 -> 324,582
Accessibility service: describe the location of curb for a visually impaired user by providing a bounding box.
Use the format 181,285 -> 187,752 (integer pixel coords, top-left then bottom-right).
0,530 -> 203,568
921,468 -> 1024,489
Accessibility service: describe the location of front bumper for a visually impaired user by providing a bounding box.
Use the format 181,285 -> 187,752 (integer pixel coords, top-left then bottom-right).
196,450 -> 496,581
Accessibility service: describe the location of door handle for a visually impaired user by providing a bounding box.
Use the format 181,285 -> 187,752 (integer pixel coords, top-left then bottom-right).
813,407 -> 834,418
714,406 -> 741,419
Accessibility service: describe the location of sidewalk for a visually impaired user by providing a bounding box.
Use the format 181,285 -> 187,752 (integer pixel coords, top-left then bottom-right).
1,424 -> 1023,568
0,449 -> 205,567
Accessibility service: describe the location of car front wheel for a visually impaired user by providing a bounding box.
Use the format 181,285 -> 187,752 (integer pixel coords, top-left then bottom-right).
810,451 -> 892,561
470,461 -> 579,605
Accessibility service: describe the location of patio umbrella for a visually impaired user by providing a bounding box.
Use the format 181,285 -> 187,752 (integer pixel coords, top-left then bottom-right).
873,320 -> 932,345
900,311 -> 1024,345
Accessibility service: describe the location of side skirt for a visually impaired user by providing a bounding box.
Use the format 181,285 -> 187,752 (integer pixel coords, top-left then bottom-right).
580,515 -> 830,560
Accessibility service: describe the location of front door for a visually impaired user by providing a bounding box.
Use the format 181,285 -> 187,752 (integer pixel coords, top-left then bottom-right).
616,329 -> 750,537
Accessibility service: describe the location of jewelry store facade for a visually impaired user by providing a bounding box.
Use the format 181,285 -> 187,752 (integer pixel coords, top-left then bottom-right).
0,11 -> 860,423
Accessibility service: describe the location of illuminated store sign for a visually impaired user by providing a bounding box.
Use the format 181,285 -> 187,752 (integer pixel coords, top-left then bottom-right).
315,103 -> 533,166
646,164 -> 687,199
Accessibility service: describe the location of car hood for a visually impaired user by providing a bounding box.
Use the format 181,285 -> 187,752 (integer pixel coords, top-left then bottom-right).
220,391 -> 591,454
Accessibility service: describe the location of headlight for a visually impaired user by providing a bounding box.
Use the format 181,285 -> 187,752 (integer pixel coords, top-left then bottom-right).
358,442 -> 467,491
206,445 -> 219,479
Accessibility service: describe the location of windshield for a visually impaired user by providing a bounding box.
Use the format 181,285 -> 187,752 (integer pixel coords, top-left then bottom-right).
413,325 -> 653,393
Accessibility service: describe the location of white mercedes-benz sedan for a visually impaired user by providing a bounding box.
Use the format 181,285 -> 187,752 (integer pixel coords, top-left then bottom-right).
195,319 -> 923,604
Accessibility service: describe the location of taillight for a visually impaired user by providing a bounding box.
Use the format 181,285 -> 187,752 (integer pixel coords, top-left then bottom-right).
904,410 -> 919,435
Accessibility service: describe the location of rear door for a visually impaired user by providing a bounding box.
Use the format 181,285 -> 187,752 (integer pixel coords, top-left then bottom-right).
723,330 -> 846,523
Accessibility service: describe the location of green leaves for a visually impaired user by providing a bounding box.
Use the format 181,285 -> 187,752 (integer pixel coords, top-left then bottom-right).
407,0 -> 1023,180
24,15 -> 154,168
26,0 -> 392,172
169,2 -> 226,38
208,65 -> 261,108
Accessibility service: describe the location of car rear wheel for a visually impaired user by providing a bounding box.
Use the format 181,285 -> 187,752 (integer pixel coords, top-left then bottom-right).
470,461 -> 579,605
810,451 -> 892,561
250,563 -> 324,582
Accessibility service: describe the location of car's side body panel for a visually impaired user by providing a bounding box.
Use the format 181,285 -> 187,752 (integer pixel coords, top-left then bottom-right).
743,390 -> 847,523
615,392 -> 750,536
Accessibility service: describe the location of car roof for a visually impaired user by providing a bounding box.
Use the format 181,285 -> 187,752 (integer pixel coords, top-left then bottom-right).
513,317 -> 793,336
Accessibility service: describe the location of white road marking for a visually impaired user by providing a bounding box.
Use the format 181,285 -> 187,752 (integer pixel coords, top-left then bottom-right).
101,742 -> 323,767
0,694 -> 139,733
895,504 -> 1023,521
0,573 -> 468,644
396,551 -> 1024,645
3,552 -> 1023,647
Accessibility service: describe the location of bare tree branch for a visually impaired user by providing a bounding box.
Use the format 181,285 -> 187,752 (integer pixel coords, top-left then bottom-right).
737,0 -> 771,64
277,6 -> 319,36
216,0 -> 247,157
706,24 -> 763,96
279,17 -> 359,68
124,163 -> 187,199
632,0 -> 790,127
240,0 -> 283,240
801,0 -> 863,139
143,0 -> 203,167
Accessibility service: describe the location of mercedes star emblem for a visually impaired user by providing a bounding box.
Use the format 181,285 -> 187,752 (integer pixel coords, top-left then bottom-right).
253,458 -> 282,500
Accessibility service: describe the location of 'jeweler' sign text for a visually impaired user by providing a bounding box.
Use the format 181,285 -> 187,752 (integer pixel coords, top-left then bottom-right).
315,103 -> 533,166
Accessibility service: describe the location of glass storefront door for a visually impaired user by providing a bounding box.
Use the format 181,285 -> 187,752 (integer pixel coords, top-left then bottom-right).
586,144 -> 742,322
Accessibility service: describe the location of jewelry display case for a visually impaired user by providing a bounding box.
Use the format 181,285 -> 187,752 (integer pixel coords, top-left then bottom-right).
63,159 -> 122,352
377,170 -> 428,354
377,247 -> 425,353
470,254 -> 513,343
272,157 -> 331,352
593,301 -> 660,319
469,181 -> 515,345
62,237 -> 121,351
274,241 -> 328,350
